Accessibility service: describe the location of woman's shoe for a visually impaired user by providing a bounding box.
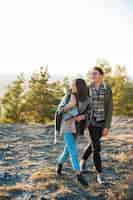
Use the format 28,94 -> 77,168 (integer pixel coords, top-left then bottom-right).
56,164 -> 63,176
77,174 -> 88,186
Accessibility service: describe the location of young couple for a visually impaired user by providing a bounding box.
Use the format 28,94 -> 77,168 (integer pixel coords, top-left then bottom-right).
56,67 -> 113,186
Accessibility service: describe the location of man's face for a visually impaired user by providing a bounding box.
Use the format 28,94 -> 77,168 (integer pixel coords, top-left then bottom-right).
92,70 -> 103,82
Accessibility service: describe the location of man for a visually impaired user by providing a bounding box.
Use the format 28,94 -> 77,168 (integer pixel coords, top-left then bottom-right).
80,67 -> 113,184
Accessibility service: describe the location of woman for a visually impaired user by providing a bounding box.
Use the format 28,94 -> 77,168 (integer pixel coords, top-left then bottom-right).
56,78 -> 89,186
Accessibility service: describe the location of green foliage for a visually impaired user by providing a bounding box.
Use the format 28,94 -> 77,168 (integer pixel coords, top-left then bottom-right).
1,73 -> 25,122
0,63 -> 133,124
105,65 -> 133,116
19,66 -> 64,123
0,66 -> 65,123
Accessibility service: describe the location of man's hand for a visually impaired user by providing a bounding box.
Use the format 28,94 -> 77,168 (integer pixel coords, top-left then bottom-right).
102,128 -> 109,137
75,115 -> 86,122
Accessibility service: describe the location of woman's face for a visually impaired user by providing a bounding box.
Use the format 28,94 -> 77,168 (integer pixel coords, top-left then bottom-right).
71,80 -> 77,93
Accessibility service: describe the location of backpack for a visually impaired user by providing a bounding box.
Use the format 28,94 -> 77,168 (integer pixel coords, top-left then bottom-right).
55,93 -> 71,133
54,92 -> 71,144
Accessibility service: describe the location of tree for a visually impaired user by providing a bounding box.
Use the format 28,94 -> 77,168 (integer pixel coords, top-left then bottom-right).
1,73 -> 25,122
20,66 -> 65,123
21,66 -> 50,123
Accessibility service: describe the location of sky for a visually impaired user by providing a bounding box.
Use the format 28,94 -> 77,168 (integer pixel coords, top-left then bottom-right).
0,0 -> 133,79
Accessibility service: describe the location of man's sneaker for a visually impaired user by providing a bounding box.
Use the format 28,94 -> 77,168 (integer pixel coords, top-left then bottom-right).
77,174 -> 88,186
56,164 -> 63,176
96,174 -> 104,184
80,160 -> 86,172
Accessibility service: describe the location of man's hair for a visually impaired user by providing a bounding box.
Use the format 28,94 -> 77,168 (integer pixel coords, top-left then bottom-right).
93,67 -> 104,75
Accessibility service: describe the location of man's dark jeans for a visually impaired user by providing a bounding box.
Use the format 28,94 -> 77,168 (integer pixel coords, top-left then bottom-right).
82,125 -> 103,173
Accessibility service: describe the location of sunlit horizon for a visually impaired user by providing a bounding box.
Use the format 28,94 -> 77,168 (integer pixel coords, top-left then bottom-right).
0,63 -> 132,80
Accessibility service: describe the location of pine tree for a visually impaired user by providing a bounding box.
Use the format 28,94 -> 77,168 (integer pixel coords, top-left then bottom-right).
1,73 -> 25,122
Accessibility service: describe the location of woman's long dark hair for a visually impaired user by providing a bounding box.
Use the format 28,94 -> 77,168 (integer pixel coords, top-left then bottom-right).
74,78 -> 88,103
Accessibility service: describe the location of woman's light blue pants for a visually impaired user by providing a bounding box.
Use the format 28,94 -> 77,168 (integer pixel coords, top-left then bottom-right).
57,132 -> 80,171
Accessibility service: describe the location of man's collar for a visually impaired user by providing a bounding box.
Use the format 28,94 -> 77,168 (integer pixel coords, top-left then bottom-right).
91,81 -> 104,89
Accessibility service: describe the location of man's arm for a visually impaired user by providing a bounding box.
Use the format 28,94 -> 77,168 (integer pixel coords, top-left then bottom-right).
102,87 -> 113,136
104,88 -> 113,129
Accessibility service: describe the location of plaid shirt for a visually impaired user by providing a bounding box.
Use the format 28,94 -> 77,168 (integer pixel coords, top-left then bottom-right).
90,83 -> 105,122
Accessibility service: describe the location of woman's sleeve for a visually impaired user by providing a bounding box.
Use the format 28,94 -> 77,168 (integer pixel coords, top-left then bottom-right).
63,94 -> 77,112
57,94 -> 68,111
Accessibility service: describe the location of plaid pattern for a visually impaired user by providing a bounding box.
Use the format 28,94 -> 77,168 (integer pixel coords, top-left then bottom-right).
90,83 -> 105,122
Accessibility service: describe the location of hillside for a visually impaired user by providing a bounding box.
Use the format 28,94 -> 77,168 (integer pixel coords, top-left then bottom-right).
0,117 -> 132,199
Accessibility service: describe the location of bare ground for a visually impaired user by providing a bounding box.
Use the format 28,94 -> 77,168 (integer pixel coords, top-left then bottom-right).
0,117 -> 132,200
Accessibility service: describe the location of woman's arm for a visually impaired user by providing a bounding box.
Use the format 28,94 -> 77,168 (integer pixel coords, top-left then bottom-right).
63,94 -> 77,112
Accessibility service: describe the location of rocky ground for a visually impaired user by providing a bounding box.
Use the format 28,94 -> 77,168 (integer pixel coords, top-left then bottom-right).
0,117 -> 132,200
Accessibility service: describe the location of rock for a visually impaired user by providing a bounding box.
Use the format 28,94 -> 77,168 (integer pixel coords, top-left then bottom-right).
0,144 -> 9,150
